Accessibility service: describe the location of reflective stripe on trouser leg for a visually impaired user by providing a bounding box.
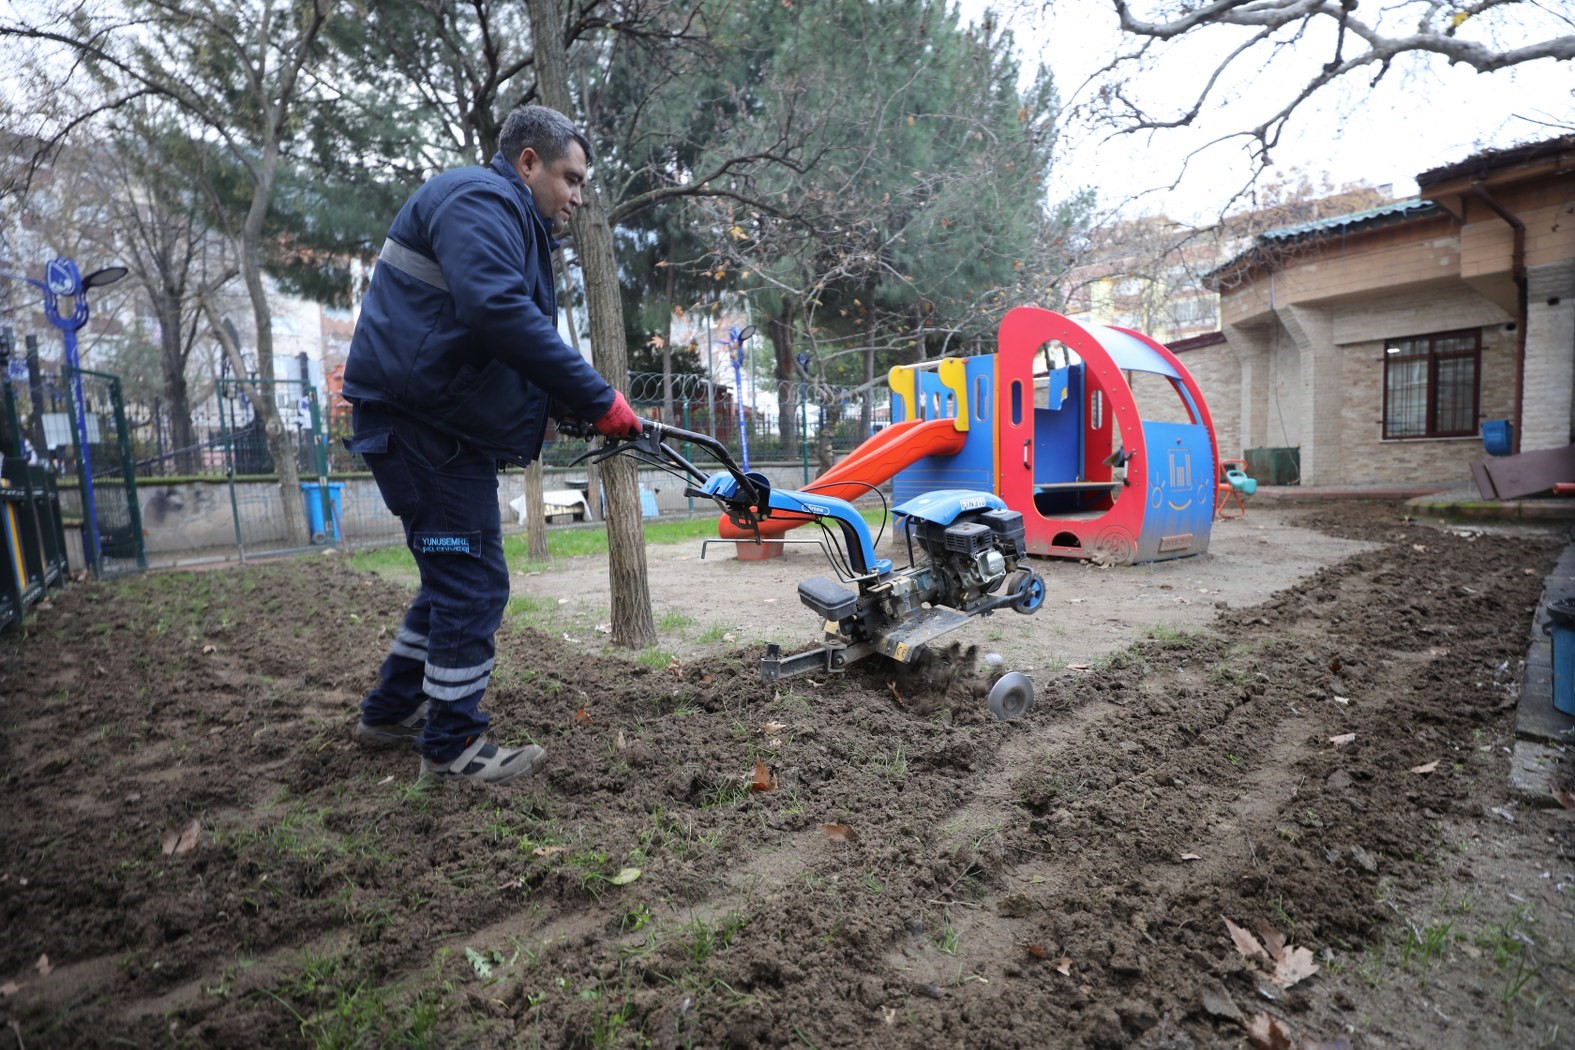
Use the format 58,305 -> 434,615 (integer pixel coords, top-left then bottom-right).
360,617 -> 431,724
423,657 -> 495,701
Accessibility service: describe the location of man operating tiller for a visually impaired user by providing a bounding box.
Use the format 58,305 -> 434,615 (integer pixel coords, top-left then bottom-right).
343,105 -> 639,786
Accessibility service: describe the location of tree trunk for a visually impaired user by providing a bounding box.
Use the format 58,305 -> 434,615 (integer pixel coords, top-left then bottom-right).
558,251 -> 601,522
661,260 -> 675,420
861,343 -> 875,440
525,460 -> 548,560
530,0 -> 654,649
241,221 -> 307,545
768,306 -> 798,454
154,296 -> 197,472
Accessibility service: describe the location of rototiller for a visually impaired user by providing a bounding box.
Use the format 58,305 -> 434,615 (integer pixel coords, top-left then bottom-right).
565,419 -> 1046,720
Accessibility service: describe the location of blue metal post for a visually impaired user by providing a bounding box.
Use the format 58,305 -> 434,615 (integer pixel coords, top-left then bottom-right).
1,258 -> 127,577
61,326 -> 101,572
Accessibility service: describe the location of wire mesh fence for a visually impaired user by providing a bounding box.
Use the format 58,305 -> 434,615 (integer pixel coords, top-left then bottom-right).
8,364 -> 146,576
10,361 -> 902,569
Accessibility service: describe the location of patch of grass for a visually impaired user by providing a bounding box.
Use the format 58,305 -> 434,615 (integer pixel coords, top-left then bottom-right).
639,807 -> 722,860
1401,919 -> 1454,970
775,690 -> 814,713
637,647 -> 675,670
348,545 -> 416,576
506,593 -> 555,619
679,910 -> 750,964
869,747 -> 909,781
698,623 -> 734,644
935,910 -> 959,955
1207,658 -> 1247,684
1147,624 -> 1190,643
394,778 -> 435,810
701,776 -> 751,810
268,949 -> 454,1050
658,611 -> 695,632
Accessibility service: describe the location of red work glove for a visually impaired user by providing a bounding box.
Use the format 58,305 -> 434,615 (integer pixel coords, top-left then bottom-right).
592,390 -> 642,437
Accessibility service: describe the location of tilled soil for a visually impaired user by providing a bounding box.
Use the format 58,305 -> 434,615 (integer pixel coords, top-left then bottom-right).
2,501 -> 1572,1049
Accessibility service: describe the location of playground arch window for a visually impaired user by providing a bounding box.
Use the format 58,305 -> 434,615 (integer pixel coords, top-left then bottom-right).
1382,329 -> 1480,439
1031,341 -> 1077,409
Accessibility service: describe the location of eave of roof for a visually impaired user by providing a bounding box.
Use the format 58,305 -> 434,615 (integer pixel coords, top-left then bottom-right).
1256,198 -> 1439,243
1205,199 -> 1443,287
1417,134 -> 1575,189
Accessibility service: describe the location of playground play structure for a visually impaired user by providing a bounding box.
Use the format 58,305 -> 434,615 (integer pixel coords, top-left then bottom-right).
719,306 -> 1223,566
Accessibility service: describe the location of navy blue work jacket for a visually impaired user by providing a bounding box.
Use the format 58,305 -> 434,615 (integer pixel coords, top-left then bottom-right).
343,153 -> 614,465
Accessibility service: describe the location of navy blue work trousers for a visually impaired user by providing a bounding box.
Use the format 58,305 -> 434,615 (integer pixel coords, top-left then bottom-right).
348,403 -> 510,763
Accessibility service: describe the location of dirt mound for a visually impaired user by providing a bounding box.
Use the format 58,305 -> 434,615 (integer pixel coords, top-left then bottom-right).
2,502 -> 1570,1048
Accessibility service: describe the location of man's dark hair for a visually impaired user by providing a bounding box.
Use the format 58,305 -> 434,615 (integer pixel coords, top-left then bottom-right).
499,105 -> 592,167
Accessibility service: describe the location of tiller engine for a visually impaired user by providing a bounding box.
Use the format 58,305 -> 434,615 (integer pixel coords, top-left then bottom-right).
567,420 -> 1045,719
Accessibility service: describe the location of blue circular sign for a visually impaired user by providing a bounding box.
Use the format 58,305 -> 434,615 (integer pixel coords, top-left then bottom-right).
45,258 -> 81,297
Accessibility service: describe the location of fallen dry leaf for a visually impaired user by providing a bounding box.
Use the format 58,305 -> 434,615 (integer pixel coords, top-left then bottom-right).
202,643 -> 217,654
615,729 -> 628,751
1,980 -> 22,997
34,954 -> 51,977
573,706 -> 591,723
1554,789 -> 1575,810
1225,917 -> 1268,961
1243,1011 -> 1296,1050
160,818 -> 201,855
531,845 -> 567,858
749,757 -> 778,793
819,823 -> 857,842
667,658 -> 684,675
1253,918 -> 1286,962
1269,944 -> 1319,989
1179,852 -> 1202,862
1023,943 -> 1048,959
760,721 -> 787,735
886,681 -> 905,705
1329,733 -> 1356,748
1229,918 -> 1319,990
1067,663 -> 1092,671
1054,957 -> 1073,976
594,623 -> 612,634
1408,760 -> 1440,774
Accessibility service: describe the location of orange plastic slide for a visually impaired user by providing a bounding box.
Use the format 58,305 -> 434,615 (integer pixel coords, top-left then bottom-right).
718,417 -> 967,540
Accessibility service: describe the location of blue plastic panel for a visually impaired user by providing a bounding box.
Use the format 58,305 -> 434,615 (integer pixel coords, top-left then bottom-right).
1090,325 -> 1181,378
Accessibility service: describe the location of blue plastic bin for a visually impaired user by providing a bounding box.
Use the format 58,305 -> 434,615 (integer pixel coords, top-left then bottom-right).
1547,599 -> 1575,717
1481,419 -> 1514,457
300,482 -> 345,543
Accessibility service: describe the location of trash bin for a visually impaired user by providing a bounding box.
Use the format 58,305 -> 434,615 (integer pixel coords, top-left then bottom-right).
1480,419 -> 1514,457
1547,599 -> 1575,717
300,482 -> 345,543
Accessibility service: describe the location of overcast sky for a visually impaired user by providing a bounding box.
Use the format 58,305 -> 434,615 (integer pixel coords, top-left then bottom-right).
970,3 -> 1573,224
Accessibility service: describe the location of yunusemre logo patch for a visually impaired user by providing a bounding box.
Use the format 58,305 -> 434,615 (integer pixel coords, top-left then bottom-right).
415,532 -> 478,556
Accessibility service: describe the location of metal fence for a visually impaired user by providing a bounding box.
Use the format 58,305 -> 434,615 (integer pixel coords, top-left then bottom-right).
595,372 -> 892,469
7,362 -> 903,571
2,358 -> 71,626
7,361 -> 147,578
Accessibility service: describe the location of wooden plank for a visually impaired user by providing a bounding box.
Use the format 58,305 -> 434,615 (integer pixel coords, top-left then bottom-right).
1471,445 -> 1575,500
